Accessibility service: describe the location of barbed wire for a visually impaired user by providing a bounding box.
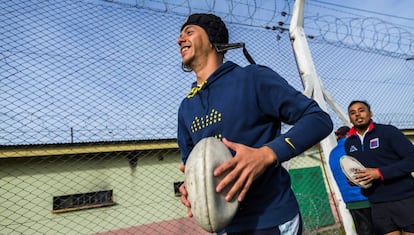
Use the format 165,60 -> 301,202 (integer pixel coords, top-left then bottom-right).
304,15 -> 414,56
98,0 -> 414,57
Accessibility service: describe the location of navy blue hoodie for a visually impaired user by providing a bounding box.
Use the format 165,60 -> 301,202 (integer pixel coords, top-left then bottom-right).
177,61 -> 332,232
345,122 -> 414,203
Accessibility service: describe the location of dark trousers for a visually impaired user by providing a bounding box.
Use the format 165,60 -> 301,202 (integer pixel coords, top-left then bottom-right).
349,207 -> 374,235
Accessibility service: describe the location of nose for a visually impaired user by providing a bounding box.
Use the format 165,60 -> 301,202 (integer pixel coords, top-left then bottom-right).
177,35 -> 186,46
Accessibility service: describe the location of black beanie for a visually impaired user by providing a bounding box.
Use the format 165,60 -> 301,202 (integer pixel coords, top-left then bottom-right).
180,13 -> 229,46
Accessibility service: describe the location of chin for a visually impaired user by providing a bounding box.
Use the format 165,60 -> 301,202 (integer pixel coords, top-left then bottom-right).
355,123 -> 370,130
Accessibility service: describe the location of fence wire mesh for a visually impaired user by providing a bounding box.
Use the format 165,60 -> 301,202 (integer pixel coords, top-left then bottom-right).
1,0 -> 413,234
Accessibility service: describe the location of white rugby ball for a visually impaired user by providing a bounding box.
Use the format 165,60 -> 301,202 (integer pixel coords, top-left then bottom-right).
184,137 -> 239,233
340,155 -> 372,189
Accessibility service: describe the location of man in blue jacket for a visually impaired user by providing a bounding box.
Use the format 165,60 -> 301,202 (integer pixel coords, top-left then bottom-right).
177,13 -> 333,234
345,100 -> 414,235
329,126 -> 373,235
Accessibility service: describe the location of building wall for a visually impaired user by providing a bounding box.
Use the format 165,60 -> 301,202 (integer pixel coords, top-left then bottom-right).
0,151 -> 187,234
1,129 -> 413,234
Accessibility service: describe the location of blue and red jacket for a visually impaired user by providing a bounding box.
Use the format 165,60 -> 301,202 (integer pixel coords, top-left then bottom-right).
345,121 -> 414,203
329,137 -> 369,205
177,61 -> 333,232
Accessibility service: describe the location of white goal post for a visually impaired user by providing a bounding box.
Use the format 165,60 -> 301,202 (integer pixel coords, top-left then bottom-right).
289,0 -> 356,234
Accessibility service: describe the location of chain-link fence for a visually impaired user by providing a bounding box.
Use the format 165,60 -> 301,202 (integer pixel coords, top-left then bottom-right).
1,0 -> 414,234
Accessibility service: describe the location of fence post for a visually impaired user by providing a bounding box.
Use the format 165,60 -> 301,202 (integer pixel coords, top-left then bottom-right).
288,0 -> 356,234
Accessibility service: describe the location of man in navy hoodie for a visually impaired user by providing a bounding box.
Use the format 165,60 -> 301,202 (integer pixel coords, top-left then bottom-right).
345,100 -> 414,235
177,13 -> 333,235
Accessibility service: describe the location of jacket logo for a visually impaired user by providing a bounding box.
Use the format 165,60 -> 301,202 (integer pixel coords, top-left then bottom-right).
284,138 -> 296,149
190,109 -> 222,133
349,145 -> 358,152
370,138 -> 379,149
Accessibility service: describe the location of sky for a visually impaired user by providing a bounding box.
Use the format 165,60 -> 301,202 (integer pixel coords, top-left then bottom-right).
1,0 -> 414,145
308,0 -> 414,29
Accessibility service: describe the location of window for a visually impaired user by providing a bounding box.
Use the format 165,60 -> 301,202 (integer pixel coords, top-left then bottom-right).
52,190 -> 115,213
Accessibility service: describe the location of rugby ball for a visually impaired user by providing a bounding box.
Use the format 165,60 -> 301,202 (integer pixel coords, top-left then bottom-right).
340,155 -> 372,189
184,137 -> 239,233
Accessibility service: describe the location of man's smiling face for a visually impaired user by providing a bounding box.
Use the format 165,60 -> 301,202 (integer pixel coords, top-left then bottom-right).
177,25 -> 212,69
